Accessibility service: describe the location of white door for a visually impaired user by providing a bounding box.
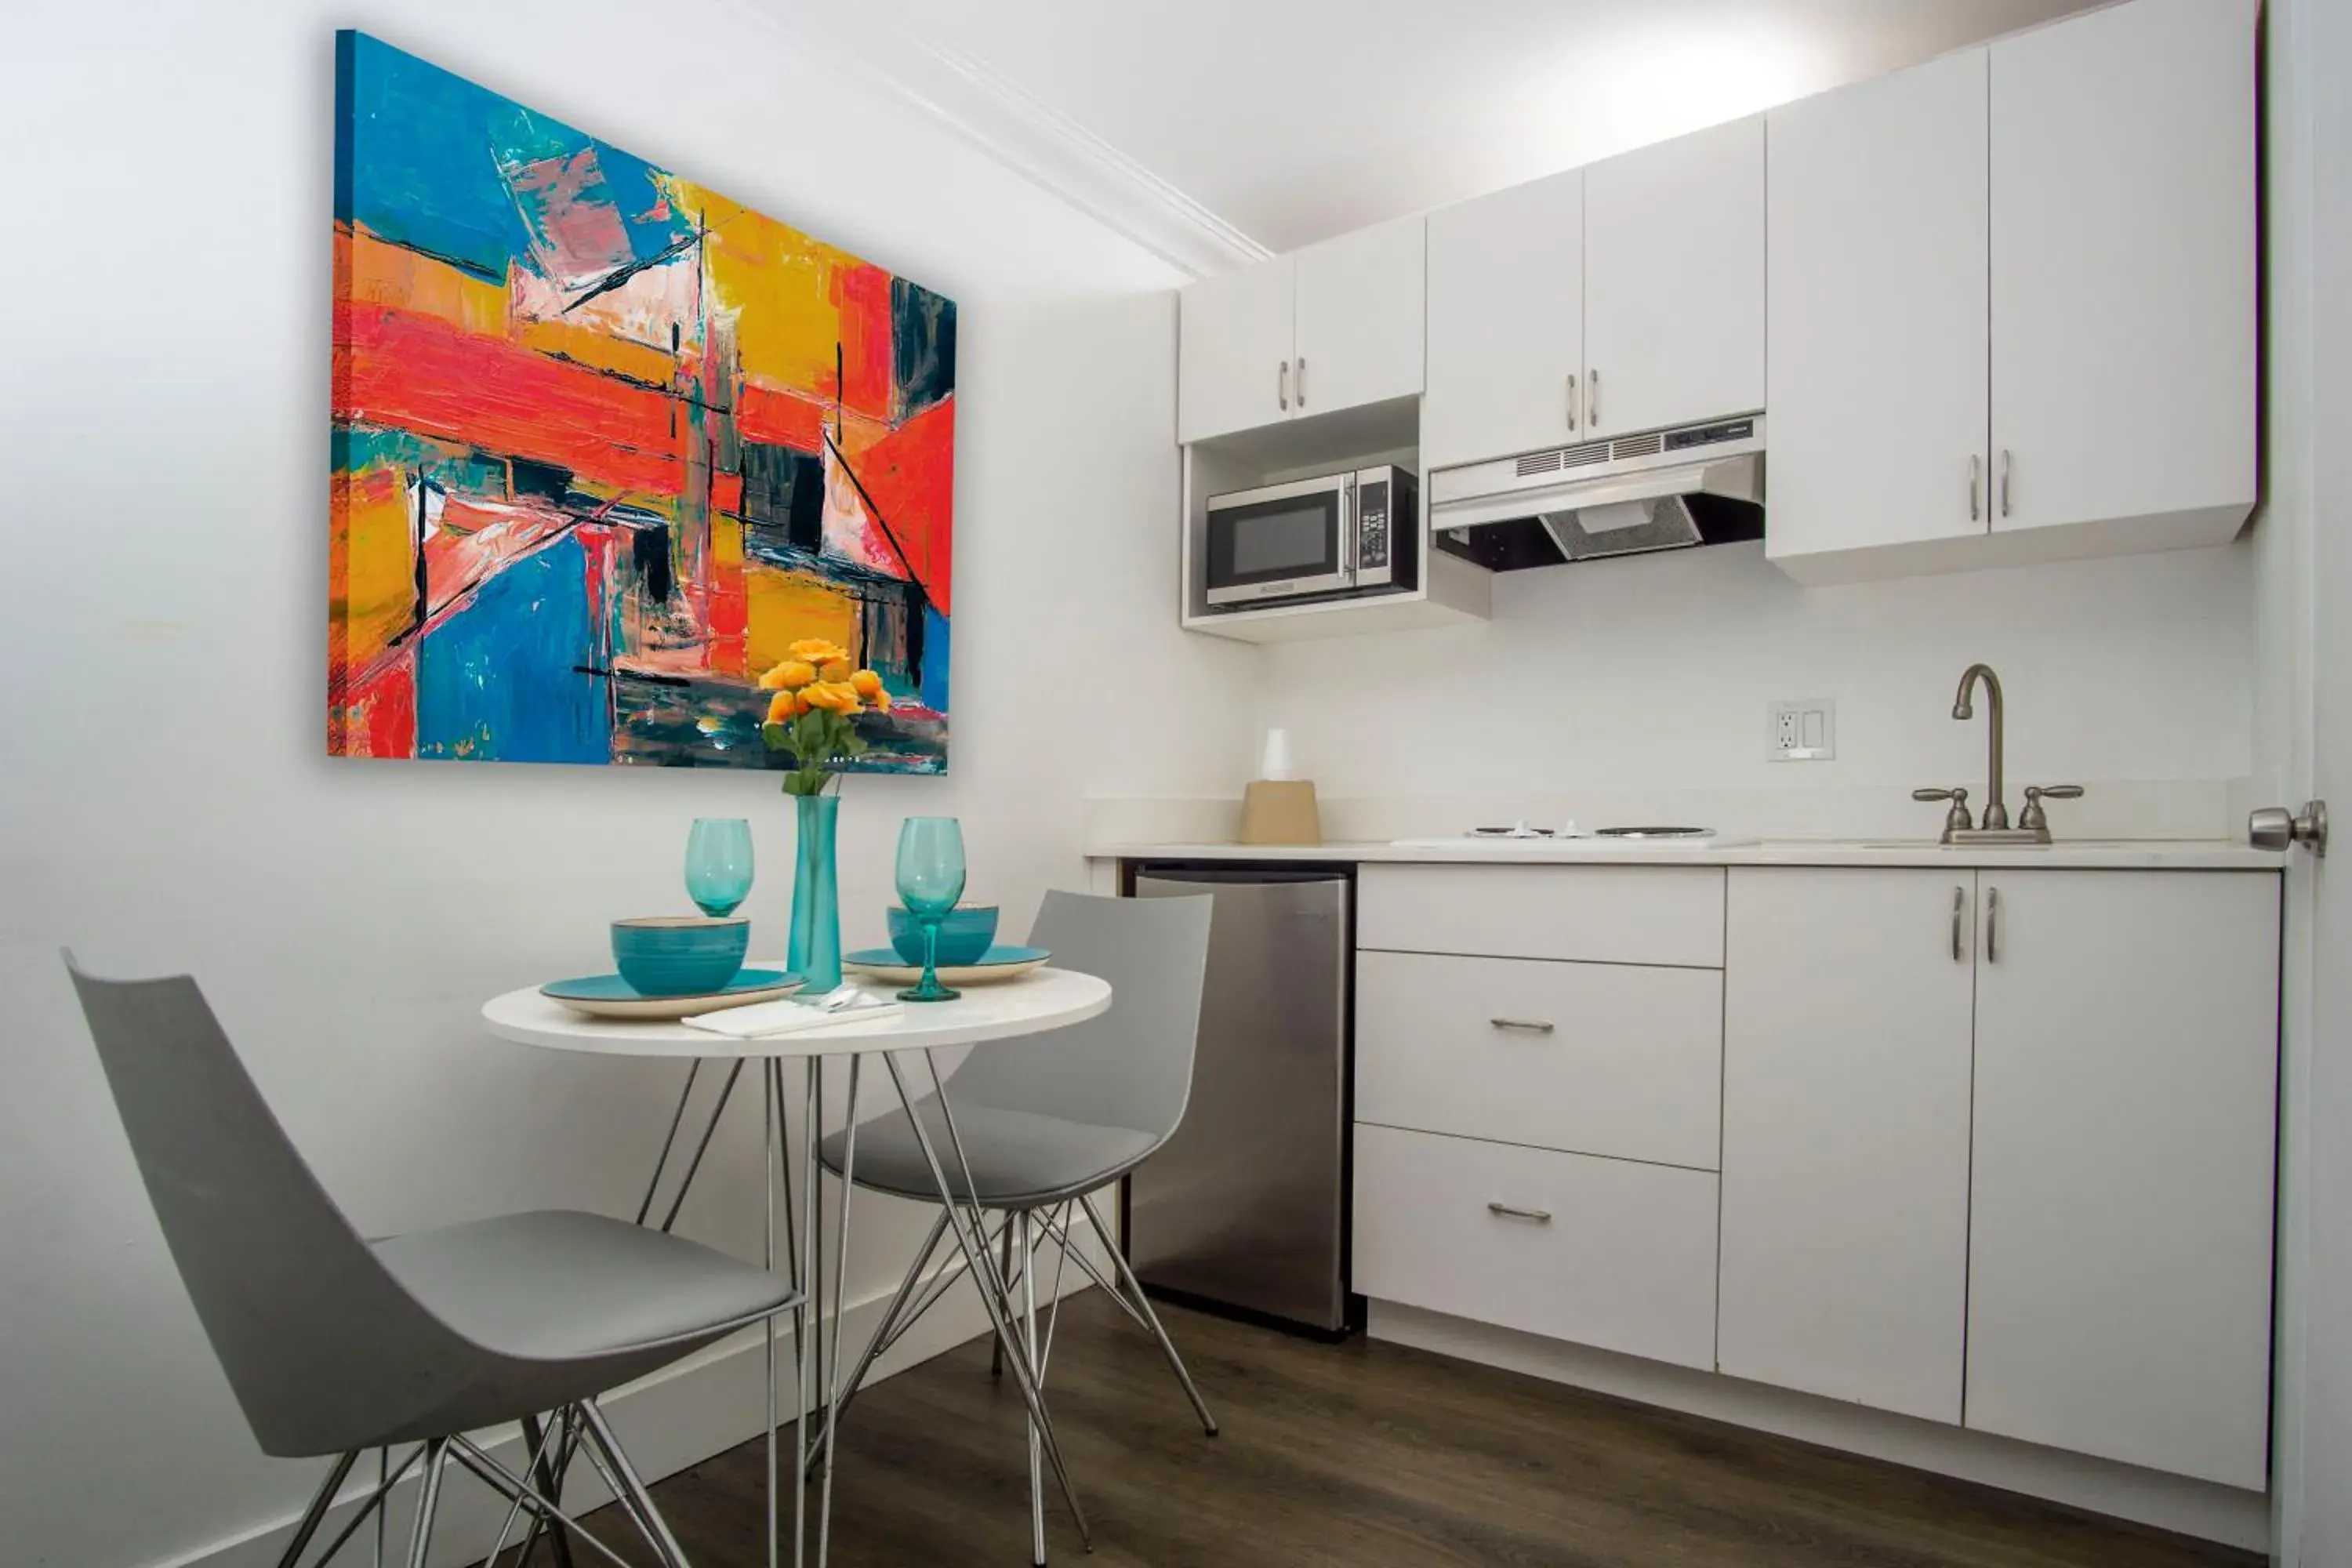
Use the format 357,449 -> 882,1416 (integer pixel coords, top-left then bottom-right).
1582,115 -> 1765,437
1967,870 -> 2278,1489
1177,253 -> 1295,444
1291,214 -> 1426,420
1424,170 -> 1584,470
1988,0 -> 2256,540
1718,869 -> 1976,1422
2269,0 -> 2350,1552
1765,49 -> 1990,569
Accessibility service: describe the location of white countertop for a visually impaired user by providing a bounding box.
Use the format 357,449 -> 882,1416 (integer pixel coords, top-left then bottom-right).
1088,838 -> 2284,871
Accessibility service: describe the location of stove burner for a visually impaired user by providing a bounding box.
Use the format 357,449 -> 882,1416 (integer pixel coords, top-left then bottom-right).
1468,826 -> 1557,839
1594,826 -> 1714,840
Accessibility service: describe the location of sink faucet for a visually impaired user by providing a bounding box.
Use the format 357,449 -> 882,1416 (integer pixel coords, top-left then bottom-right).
1916,663 -> 2084,844
1952,663 -> 2009,831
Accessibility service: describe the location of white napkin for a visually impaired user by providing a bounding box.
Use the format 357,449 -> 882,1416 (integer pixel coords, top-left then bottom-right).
682,993 -> 904,1039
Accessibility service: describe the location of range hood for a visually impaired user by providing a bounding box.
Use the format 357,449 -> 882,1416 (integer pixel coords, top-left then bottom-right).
1430,416 -> 1766,572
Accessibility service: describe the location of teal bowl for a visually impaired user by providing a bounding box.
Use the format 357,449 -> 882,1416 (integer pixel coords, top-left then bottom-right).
887,904 -> 999,966
611,916 -> 750,996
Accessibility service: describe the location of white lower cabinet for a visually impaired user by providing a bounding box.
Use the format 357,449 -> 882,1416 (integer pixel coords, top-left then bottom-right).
1353,1123 -> 1719,1370
1363,860 -> 2281,1490
1718,869 -> 1976,1423
1965,871 -> 2278,1489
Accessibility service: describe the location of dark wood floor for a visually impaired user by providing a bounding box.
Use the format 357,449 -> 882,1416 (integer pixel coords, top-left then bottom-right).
612,1294 -> 2259,1566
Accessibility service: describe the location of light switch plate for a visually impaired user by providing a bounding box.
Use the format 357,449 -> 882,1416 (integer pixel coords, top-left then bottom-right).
1769,699 -> 1836,762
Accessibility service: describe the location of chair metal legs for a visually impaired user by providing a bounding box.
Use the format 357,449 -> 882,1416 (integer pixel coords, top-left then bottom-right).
256,1401 -> 694,1568
1076,1192 -> 1219,1438
517,1412 -> 579,1568
272,1450 -> 357,1568
406,1441 -> 448,1568
880,1052 -> 1093,1552
991,1220 -> 1017,1380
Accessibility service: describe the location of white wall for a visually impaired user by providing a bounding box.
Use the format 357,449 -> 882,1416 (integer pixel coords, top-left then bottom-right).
0,5 -> 1254,1566
1259,539 -> 2252,808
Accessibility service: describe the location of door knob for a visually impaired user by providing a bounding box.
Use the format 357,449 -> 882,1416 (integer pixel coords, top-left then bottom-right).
2250,800 -> 2328,855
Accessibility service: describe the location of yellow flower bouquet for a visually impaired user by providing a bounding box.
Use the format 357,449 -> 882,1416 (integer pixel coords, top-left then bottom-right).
757,639 -> 893,796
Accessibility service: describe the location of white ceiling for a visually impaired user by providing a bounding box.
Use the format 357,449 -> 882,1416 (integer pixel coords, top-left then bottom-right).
851,0 -> 2106,255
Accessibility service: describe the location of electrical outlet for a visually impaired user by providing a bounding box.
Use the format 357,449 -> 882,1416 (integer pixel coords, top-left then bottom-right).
1769,699 -> 1836,762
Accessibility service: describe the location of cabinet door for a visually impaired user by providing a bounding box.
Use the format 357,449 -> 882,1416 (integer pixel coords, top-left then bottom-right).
1719,869 -> 1976,1421
1582,115 -> 1765,436
1177,253 -> 1295,444
1424,170 -> 1584,470
1766,49 -> 1990,568
1988,0 -> 2256,539
1292,214 -> 1425,419
1968,871 -> 2278,1488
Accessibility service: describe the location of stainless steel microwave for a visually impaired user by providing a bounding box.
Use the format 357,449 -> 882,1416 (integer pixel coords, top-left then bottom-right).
1203,465 -> 1418,609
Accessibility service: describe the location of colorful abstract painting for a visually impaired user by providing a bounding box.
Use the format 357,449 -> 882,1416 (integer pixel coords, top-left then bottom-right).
329,32 -> 955,771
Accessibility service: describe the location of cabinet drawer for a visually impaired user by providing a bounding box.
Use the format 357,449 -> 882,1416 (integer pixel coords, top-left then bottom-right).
1359,864 -> 1724,967
1352,1123 -> 1719,1370
1357,951 -> 1721,1169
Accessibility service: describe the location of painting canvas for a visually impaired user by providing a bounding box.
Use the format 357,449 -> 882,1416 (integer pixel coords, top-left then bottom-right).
329,31 -> 955,771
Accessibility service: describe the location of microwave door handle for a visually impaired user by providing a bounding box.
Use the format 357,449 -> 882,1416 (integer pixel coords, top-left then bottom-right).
1344,477 -> 1359,584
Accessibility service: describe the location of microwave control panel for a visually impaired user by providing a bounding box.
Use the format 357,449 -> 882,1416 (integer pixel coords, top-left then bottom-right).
1358,480 -> 1389,570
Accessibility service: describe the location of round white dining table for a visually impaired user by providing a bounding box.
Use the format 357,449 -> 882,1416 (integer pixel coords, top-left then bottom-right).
479,965 -> 1112,1568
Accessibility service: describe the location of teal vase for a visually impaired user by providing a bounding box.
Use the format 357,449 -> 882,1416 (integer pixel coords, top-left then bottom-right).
788,793 -> 843,992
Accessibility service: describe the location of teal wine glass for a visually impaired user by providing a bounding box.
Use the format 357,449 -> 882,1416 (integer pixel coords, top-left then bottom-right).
895,816 -> 967,1002
684,818 -> 755,917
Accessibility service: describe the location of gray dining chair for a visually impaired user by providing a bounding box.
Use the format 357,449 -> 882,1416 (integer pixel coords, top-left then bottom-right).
64,953 -> 799,1568
815,890 -> 1218,1565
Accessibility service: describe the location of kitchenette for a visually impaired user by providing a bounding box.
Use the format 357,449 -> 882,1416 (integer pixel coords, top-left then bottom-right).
1092,0 -> 2290,1552
1091,815 -> 2287,1546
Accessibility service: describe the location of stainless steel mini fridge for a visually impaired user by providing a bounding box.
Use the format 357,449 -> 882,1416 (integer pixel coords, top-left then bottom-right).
1125,866 -> 1354,1334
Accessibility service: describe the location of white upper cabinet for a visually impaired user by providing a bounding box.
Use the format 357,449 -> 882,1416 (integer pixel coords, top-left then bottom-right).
1988,0 -> 2256,545
1719,869 -> 1976,1424
1423,169 -> 1585,470
1766,49 -> 1991,570
1293,215 -> 1426,422
1769,0 -> 2256,583
1582,116 -> 1766,438
1965,870 -> 2278,1490
1177,254 -> 1296,445
1178,220 -> 1424,445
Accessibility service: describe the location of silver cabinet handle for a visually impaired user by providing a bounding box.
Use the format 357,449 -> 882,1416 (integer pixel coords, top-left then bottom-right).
1951,885 -> 1966,963
1486,1202 -> 1553,1223
2000,449 -> 2013,517
1296,356 -> 1307,408
1277,360 -> 1290,412
1969,456 -> 1982,522
1986,886 -> 2002,964
1566,374 -> 1578,431
1588,368 -> 1601,428
1489,1018 -> 1556,1035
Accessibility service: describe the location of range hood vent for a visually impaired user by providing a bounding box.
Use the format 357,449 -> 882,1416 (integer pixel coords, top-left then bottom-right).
1542,495 -> 1700,560
1432,415 -> 1766,573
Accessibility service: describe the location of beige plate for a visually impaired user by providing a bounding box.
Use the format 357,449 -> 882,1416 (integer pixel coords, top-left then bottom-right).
841,956 -> 1051,988
547,978 -> 804,1021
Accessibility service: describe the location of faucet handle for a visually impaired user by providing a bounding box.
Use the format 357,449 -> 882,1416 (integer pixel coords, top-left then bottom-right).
1913,786 -> 1974,840
2019,784 -> 2084,836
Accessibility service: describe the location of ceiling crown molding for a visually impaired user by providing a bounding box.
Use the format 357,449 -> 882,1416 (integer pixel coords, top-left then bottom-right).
735,0 -> 1271,279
